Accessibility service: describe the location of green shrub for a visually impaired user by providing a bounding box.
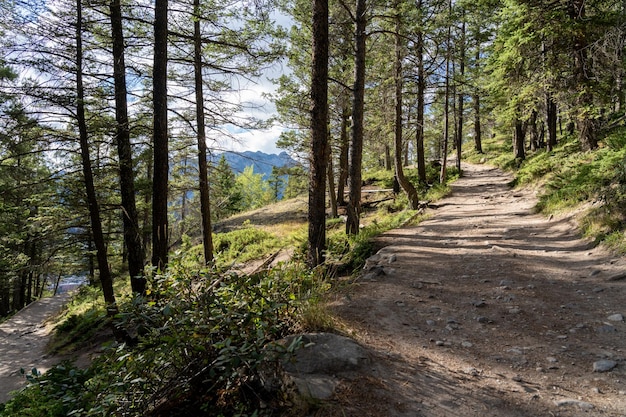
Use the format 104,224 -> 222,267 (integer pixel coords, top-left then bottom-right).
2,263 -> 312,417
0,363 -> 92,417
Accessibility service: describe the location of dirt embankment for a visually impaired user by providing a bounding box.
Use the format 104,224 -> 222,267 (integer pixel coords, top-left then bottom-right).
326,163 -> 626,417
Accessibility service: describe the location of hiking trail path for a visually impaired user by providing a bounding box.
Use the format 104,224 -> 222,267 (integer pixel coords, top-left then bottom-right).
325,163 -> 626,416
0,292 -> 72,403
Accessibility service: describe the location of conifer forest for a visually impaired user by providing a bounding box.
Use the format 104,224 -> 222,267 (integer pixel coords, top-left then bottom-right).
1,0 -> 626,415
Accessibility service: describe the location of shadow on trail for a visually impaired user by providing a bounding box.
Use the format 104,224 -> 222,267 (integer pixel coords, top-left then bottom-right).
329,163 -> 626,417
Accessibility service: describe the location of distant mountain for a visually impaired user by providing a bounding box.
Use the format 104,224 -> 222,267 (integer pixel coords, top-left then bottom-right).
215,151 -> 297,178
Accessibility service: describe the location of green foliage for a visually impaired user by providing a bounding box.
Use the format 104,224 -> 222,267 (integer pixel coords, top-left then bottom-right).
236,166 -> 274,211
51,309 -> 106,354
464,134 -> 513,166
363,165 -> 457,190
47,281 -> 129,355
212,155 -> 245,221
1,264 -> 311,416
326,209 -> 424,272
213,226 -> 282,266
84,268 -> 300,416
282,165 -> 308,199
0,363 -> 93,417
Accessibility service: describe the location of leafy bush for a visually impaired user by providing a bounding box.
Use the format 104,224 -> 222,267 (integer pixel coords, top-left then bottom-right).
1,263 -> 309,417
0,363 -> 92,417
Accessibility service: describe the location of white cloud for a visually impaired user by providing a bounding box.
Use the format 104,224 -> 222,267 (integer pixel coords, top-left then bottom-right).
219,123 -> 286,154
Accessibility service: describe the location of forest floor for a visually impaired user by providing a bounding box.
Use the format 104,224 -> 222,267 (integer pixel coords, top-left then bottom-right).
323,163 -> 626,416
0,292 -> 73,403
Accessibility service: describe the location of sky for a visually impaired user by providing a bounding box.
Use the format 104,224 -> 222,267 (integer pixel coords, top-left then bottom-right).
225,12 -> 294,155
224,68 -> 287,155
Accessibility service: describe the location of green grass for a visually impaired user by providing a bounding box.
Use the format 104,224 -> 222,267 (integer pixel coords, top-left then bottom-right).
212,226 -> 282,266
47,278 -> 131,355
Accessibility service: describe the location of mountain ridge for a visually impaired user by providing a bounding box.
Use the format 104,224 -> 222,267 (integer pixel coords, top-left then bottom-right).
214,150 -> 297,178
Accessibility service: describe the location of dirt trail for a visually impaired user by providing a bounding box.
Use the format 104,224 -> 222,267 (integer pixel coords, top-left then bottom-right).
0,292 -> 72,403
328,163 -> 626,416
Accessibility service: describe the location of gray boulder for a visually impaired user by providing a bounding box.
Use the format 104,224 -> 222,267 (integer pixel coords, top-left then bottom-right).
281,333 -> 371,401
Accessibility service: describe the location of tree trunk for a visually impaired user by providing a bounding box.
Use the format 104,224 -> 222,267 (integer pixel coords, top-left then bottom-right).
384,144 -> 392,170
152,0 -> 169,270
473,40 -> 483,154
194,0 -> 214,265
327,150 -> 338,218
337,105 -> 349,206
87,236 -> 95,285
546,93 -> 557,151
25,240 -> 36,305
415,20 -> 427,183
76,0 -> 117,314
403,137 -> 409,167
110,0 -> 146,294
513,116 -> 526,160
346,0 -> 366,235
0,278 -> 9,316
455,15 -> 465,173
142,158 -> 152,256
529,109 -> 539,151
570,0 -> 597,151
308,0 -> 329,267
440,1 -> 452,185
394,7 -> 419,209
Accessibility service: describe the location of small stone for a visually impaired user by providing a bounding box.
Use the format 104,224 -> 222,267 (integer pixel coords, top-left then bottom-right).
591,387 -> 601,394
555,399 -> 594,410
592,287 -> 604,293
509,308 -> 522,314
590,269 -> 602,277
512,375 -> 522,382
593,360 -> 617,372
464,367 -> 479,376
476,316 -> 489,323
387,254 -> 397,263
362,265 -> 386,280
435,340 -> 445,346
446,318 -> 458,324
607,314 -> 624,322
426,320 -> 436,326
461,341 -> 473,348
471,300 -> 487,308
547,357 -> 558,363
597,325 -> 617,333
499,279 -> 513,287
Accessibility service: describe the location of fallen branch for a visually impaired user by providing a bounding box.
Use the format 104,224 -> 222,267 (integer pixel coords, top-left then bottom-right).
362,197 -> 394,208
